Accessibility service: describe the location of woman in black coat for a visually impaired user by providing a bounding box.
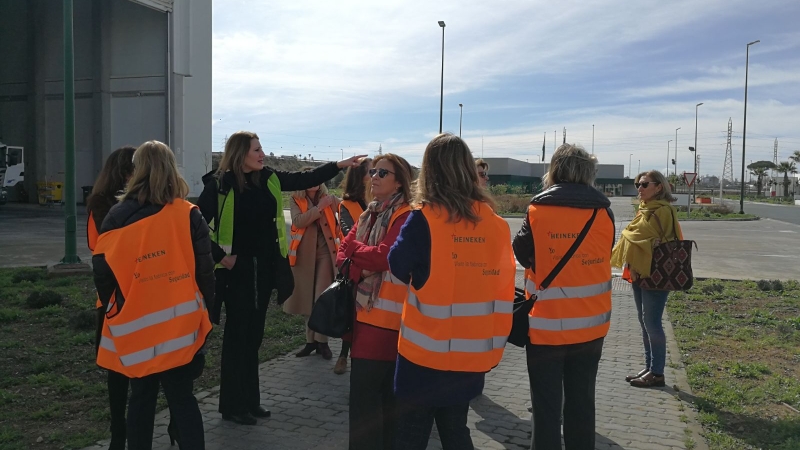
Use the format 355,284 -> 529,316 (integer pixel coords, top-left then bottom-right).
197,130 -> 364,425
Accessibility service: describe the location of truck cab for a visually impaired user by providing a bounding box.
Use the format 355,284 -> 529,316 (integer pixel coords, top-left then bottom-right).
0,142 -> 25,203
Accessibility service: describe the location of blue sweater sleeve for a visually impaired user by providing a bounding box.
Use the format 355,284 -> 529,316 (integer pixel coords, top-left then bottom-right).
388,210 -> 430,289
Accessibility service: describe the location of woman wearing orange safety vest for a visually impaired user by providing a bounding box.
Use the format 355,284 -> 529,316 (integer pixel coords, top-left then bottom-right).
283,168 -> 341,360
388,133 -> 516,450
92,141 -> 216,450
512,143 -> 615,450
335,153 -> 414,450
333,157 -> 372,374
86,145 -> 134,450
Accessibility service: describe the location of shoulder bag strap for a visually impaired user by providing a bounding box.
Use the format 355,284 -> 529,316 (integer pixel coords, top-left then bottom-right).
647,208 -> 667,242
539,208 -> 599,291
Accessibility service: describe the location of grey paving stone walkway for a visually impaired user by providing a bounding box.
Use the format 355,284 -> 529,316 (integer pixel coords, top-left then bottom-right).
83,282 -> 707,450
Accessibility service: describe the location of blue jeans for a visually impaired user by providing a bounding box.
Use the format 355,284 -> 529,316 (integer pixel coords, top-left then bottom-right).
632,284 -> 669,375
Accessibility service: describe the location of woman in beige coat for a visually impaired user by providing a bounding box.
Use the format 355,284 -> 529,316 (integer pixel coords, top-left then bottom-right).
283,174 -> 341,360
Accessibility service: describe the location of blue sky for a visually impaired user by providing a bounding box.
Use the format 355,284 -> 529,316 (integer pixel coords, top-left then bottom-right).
211,0 -> 800,179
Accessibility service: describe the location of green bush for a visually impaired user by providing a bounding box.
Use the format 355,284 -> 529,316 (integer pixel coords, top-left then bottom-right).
25,290 -> 64,309
68,309 -> 97,331
12,268 -> 45,284
0,308 -> 21,323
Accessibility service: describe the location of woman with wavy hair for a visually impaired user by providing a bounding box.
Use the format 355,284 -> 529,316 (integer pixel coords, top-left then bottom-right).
388,133 -> 515,449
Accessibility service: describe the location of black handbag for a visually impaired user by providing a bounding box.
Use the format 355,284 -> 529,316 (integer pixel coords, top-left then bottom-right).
507,209 -> 599,347
308,259 -> 354,338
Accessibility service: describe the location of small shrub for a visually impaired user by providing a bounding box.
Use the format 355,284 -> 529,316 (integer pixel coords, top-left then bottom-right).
25,290 -> 64,309
756,280 -> 773,291
68,309 -> 97,331
769,279 -> 784,291
706,204 -> 733,215
0,308 -> 21,323
701,283 -> 725,294
494,194 -> 531,214
12,268 -> 44,284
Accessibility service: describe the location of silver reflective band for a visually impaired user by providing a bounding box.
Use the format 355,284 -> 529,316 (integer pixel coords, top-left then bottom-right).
382,272 -> 406,285
526,279 -> 611,301
401,324 -> 507,353
528,311 -> 611,331
290,234 -> 302,242
288,250 -> 297,257
371,297 -> 404,314
99,336 -> 116,352
119,331 -> 199,367
406,292 -> 513,320
220,244 -> 232,254
108,294 -> 203,337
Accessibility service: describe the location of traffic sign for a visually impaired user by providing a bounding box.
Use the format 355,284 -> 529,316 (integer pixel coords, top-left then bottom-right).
683,172 -> 697,187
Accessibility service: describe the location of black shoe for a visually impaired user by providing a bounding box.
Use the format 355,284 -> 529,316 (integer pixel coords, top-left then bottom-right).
167,420 -> 180,447
318,342 -> 333,360
295,343 -> 317,357
250,406 -> 271,418
222,412 -> 257,425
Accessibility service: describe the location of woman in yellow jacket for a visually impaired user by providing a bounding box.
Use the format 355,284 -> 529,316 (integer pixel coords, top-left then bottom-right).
611,170 -> 682,388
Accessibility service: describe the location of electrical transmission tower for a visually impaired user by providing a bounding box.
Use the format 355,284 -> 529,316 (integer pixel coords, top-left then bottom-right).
720,118 -> 734,199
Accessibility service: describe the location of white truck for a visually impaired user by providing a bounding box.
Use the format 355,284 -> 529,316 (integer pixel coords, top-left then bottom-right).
0,142 -> 25,204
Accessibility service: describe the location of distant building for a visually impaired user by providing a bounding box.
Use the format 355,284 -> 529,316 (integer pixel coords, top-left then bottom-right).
0,0 -> 211,200
480,157 -> 635,196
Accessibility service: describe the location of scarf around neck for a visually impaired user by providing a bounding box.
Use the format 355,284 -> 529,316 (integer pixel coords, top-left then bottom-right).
610,199 -> 676,277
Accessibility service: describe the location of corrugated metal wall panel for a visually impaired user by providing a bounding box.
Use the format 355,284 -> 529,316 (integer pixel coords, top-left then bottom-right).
128,0 -> 173,13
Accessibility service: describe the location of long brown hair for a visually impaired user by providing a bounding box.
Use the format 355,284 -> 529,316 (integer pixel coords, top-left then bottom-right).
119,141 -> 189,205
372,153 -> 414,203
415,133 -> 495,224
340,157 -> 372,203
86,146 -> 135,223
217,131 -> 259,192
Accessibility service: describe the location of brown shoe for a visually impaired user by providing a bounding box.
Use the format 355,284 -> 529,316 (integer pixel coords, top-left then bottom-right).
318,342 -> 333,360
625,368 -> 649,382
630,372 -> 665,388
333,356 -> 348,374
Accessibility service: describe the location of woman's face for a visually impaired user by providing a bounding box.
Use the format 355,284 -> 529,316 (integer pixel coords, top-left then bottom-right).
242,138 -> 265,173
637,175 -> 663,202
370,159 -> 401,201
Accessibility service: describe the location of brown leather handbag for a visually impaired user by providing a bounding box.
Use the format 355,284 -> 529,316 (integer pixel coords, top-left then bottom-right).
634,208 -> 697,291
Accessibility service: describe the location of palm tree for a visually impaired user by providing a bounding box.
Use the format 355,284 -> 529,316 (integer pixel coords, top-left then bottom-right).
791,151 -> 800,164
776,161 -> 798,197
750,167 -> 769,197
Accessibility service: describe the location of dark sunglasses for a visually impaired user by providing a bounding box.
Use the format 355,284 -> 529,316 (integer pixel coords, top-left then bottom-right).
369,168 -> 394,178
635,181 -> 660,189
478,171 -> 488,179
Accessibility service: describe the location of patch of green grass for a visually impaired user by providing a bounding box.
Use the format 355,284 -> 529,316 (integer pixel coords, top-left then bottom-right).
0,307 -> 22,323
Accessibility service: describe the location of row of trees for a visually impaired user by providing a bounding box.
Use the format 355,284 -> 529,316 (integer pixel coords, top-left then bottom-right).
748,150 -> 800,197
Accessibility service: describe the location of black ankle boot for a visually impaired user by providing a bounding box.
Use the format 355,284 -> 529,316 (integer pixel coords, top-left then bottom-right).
167,419 -> 180,447
295,343 -> 317,357
108,424 -> 126,450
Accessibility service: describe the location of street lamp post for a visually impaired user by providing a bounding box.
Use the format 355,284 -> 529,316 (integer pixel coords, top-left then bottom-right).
629,153 -> 633,178
694,102 -> 703,205
667,140 -> 672,176
688,146 -> 696,212
740,39 -> 760,214
459,103 -> 463,137
675,127 -> 681,178
638,159 -> 641,175
438,21 -> 446,134
592,124 -> 595,154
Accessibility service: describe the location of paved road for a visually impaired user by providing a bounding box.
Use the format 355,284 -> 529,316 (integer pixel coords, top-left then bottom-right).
721,198 -> 800,226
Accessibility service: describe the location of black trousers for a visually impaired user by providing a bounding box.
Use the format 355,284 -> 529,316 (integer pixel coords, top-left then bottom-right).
526,337 -> 604,450
395,402 -> 473,450
218,257 -> 271,415
349,358 -> 397,450
96,308 -> 130,440
127,354 -> 205,450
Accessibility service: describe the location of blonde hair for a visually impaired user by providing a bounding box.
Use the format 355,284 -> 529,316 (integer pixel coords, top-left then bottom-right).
292,166 -> 328,200
475,158 -> 489,171
415,133 -> 496,224
217,131 -> 259,192
120,141 -> 189,205
641,170 -> 677,202
544,144 -> 597,188
373,153 -> 414,203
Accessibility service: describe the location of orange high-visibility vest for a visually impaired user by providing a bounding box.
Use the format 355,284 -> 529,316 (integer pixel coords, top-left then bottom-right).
398,202 -> 516,372
93,200 -> 212,378
355,205 -> 412,331
524,204 -> 614,346
339,199 -> 364,241
288,196 -> 340,266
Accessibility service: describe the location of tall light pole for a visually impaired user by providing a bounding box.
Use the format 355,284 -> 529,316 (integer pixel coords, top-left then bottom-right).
740,39 -> 760,214
629,153 -> 633,178
592,124 -> 595,154
438,21 -> 446,134
638,159 -> 641,175
667,140 -> 672,176
675,127 -> 681,176
694,102 -> 703,203
458,103 -> 463,137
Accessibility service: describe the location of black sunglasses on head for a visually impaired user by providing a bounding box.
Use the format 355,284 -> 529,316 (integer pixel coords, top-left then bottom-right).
635,181 -> 660,189
369,168 -> 394,178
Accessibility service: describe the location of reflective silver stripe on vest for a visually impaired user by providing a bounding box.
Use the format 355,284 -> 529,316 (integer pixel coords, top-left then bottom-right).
526,279 -> 611,301
219,244 -> 232,254
382,272 -> 405,285
290,234 -> 303,242
119,331 -> 199,367
528,311 -> 611,331
401,324 -> 507,353
288,250 -> 297,257
107,293 -> 204,337
99,336 -> 116,352
334,238 -> 341,246
406,292 -> 513,320
371,297 -> 404,314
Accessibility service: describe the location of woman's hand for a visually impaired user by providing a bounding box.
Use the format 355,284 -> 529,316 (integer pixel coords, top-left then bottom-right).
220,255 -> 237,270
630,269 -> 639,282
361,269 -> 375,278
317,194 -> 334,210
337,155 -> 369,169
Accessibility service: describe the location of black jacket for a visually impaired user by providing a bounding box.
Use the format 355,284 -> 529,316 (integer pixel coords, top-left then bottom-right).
512,183 -> 615,270
196,163 -> 341,313
92,199 -> 216,315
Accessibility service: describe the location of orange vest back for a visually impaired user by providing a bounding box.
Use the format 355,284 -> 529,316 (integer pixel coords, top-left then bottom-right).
398,203 -> 515,372
524,204 -> 613,346
355,205 -> 412,331
93,200 -> 212,378
289,196 -> 340,266
339,200 -> 364,226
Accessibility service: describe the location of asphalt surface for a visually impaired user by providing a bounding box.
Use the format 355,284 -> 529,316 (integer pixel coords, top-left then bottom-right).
721,198 -> 800,226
